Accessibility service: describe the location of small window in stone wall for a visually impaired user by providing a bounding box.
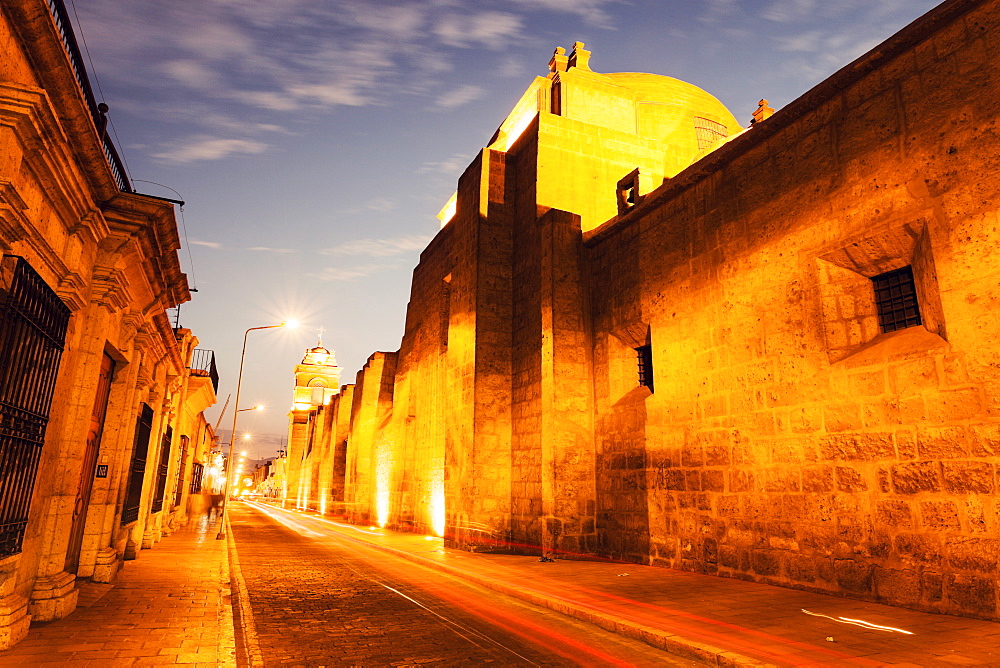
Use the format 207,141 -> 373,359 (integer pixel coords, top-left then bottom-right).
616,169 -> 641,216
872,266 -> 921,333
635,344 -> 654,392
815,219 -> 945,363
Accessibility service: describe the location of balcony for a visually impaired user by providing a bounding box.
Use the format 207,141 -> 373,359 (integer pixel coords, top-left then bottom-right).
189,349 -> 219,393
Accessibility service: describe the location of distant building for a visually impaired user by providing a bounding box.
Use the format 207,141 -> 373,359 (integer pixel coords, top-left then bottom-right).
287,0 -> 1000,621
285,341 -> 342,514
0,0 -> 217,648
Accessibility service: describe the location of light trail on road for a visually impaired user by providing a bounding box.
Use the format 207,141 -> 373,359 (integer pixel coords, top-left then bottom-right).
244,501 -> 878,666
233,501 -> 699,666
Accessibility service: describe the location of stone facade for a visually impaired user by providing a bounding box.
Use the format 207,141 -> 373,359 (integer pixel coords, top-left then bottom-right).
285,0 -> 1000,620
0,0 -> 217,648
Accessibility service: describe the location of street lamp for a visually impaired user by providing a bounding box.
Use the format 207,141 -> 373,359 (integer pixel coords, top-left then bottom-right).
217,321 -> 297,540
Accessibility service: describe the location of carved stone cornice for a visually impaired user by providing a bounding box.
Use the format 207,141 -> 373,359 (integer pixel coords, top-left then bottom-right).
90,265 -> 132,313
120,309 -> 144,349
56,271 -> 87,313
0,83 -> 101,231
102,193 -> 191,309
0,179 -> 31,249
66,209 -> 109,247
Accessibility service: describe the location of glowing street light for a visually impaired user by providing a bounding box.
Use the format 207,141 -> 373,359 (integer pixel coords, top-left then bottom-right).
217,320 -> 298,540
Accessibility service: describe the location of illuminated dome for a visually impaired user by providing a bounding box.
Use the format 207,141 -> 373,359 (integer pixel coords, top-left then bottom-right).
301,342 -> 336,367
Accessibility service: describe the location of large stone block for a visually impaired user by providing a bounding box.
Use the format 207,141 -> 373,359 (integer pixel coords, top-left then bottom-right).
946,537 -> 1000,573
895,533 -> 943,565
749,549 -> 781,577
944,574 -> 997,615
819,432 -> 894,461
834,558 -> 873,593
874,566 -> 922,604
916,426 -> 972,459
891,461 -> 941,494
942,461 -> 994,494
835,466 -> 867,492
876,499 -> 913,528
919,500 -> 961,532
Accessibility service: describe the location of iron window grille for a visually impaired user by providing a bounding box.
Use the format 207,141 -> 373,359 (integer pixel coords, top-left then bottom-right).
0,256 -> 70,558
121,404 -> 153,525
872,266 -> 922,333
635,344 -> 654,392
173,437 -> 188,508
151,426 -> 172,514
189,462 -> 204,495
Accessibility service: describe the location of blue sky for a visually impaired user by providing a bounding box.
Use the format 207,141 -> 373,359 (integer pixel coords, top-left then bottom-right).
70,0 -> 942,452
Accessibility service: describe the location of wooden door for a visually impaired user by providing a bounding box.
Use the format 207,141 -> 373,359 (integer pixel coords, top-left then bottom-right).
65,352 -> 114,573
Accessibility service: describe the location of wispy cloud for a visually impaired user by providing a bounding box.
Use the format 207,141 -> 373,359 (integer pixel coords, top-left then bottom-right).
342,197 -> 397,215
189,239 -> 222,249
153,137 -> 268,164
508,0 -> 617,25
433,84 -> 484,110
246,247 -> 295,253
417,153 -> 470,177
73,0 -> 623,164
319,234 -> 432,258
309,264 -> 393,281
432,11 -> 523,48
760,0 -> 818,23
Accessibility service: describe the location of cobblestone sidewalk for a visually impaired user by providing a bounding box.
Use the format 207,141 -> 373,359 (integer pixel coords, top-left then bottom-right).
0,517 -> 234,667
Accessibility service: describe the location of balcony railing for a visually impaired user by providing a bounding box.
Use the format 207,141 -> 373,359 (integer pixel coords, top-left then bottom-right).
189,349 -> 219,393
45,0 -> 133,193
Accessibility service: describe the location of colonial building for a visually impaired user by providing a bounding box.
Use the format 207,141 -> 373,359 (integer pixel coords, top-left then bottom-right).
286,0 -> 1000,621
0,0 -> 217,648
285,341 -> 342,513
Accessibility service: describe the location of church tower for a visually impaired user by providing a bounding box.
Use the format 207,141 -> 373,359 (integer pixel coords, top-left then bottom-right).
291,336 -> 341,410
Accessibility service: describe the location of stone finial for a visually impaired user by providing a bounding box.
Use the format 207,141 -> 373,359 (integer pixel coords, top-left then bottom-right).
548,46 -> 568,76
751,99 -> 775,126
568,41 -> 591,71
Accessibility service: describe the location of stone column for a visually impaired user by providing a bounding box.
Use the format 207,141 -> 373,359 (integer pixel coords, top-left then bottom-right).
537,208 -> 598,556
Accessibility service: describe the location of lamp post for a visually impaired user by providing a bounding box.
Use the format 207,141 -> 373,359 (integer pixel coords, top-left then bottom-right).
217,322 -> 296,540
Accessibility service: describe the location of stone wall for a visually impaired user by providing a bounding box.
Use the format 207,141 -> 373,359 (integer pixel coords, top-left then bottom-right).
288,0 -> 999,621
585,0 -> 1000,618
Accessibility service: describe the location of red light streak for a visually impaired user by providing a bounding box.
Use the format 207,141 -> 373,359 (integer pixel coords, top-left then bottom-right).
242,502 -> 883,666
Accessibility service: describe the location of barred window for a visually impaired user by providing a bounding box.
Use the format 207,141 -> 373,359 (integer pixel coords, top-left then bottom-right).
635,344 -> 654,392
189,462 -> 204,494
694,117 -> 728,150
872,266 -> 922,333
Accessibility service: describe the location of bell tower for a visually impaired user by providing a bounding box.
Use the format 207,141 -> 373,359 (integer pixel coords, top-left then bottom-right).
291,333 -> 341,410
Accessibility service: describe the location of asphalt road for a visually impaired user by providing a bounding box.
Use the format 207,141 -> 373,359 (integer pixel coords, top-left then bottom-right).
228,503 -> 701,666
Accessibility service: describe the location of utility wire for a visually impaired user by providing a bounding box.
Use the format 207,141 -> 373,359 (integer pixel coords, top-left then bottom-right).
133,180 -> 199,292
65,2 -> 199,295
68,0 -> 135,185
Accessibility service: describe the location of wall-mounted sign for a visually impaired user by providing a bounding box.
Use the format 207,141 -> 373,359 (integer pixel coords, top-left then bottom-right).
95,464 -> 109,478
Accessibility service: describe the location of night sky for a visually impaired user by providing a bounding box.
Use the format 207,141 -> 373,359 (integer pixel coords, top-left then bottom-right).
68,0 -> 942,452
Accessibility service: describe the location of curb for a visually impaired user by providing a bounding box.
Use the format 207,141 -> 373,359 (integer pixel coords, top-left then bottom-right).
328,527 -> 772,667
226,518 -> 264,668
